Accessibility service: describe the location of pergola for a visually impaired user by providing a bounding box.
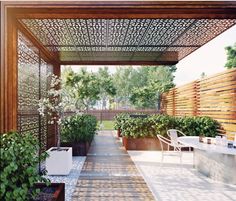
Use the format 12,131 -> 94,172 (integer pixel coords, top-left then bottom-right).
1,1 -> 236,148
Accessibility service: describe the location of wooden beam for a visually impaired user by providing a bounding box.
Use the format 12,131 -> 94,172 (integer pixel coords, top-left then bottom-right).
0,5 -> 18,133
4,1 -> 236,19
0,2 -> 5,133
1,9 -> 18,133
60,60 -> 178,66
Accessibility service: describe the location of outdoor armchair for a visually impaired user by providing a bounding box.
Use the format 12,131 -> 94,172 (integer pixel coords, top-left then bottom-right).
167,129 -> 191,151
156,134 -> 182,163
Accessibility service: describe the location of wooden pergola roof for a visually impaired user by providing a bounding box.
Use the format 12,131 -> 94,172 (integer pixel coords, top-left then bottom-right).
4,1 -> 236,66
20,18 -> 236,65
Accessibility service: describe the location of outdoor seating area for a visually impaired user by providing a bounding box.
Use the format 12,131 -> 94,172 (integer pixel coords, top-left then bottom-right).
1,1 -> 236,201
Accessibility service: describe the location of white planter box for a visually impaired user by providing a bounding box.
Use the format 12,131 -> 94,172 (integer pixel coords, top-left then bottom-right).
46,147 -> 72,175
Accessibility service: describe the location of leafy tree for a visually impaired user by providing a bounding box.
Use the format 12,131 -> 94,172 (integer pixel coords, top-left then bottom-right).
129,66 -> 176,109
65,69 -> 101,112
225,43 -> 236,69
129,86 -> 157,109
112,66 -> 135,107
96,67 -> 116,109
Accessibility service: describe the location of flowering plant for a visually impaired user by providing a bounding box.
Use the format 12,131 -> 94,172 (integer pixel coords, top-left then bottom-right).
38,73 -> 75,149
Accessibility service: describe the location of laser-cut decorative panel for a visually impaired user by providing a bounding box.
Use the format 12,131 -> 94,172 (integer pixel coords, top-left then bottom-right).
18,31 -> 52,152
21,18 -> 236,63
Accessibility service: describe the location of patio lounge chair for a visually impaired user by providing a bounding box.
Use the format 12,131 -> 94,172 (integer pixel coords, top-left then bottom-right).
156,134 -> 182,163
167,129 -> 191,151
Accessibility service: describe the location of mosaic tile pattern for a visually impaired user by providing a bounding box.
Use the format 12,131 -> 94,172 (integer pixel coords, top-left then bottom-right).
45,157 -> 86,201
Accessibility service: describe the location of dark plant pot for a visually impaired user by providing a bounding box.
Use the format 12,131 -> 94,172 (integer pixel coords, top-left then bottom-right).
117,129 -> 122,138
122,137 -> 169,150
61,142 -> 90,156
33,183 -> 65,201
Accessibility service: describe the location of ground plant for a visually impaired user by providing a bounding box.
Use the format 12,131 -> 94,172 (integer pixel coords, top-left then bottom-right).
0,132 -> 49,201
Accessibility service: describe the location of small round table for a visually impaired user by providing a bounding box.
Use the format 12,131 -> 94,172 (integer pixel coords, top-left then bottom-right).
178,136 -> 236,185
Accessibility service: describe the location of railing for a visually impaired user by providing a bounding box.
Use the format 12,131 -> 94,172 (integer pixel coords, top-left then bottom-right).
161,68 -> 236,135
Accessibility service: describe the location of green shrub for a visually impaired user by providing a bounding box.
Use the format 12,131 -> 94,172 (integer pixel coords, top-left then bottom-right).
120,116 -> 156,138
114,113 -> 129,130
116,113 -> 219,138
61,114 -> 97,143
0,131 -> 49,201
177,116 -> 219,137
151,114 -> 177,136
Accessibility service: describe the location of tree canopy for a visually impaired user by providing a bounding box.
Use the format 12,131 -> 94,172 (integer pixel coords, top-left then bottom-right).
62,65 -> 176,110
225,43 -> 236,69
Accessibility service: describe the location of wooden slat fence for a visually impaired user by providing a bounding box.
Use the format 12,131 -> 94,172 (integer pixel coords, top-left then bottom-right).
161,68 -> 236,136
65,109 -> 159,121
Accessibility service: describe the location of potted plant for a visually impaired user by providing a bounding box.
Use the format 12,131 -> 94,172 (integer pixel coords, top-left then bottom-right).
38,73 -> 74,175
121,115 -> 162,150
61,114 -> 97,156
120,114 -> 219,150
0,131 -> 65,201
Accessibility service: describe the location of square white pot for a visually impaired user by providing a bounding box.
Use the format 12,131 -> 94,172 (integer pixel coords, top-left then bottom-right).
46,147 -> 72,175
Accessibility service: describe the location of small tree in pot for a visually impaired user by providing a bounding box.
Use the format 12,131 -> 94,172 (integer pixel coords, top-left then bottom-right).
38,73 -> 75,175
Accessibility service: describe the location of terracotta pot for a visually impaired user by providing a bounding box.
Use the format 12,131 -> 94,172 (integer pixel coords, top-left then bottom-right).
117,129 -> 122,138
34,183 -> 65,201
122,137 -> 169,150
61,142 -> 90,156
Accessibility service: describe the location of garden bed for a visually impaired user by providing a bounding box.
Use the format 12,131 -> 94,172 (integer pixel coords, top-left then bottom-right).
122,137 -> 168,150
61,142 -> 90,156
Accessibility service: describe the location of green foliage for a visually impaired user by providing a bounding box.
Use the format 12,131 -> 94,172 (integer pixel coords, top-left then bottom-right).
117,114 -> 219,138
151,115 -> 177,136
176,116 -> 219,137
61,114 -> 97,143
114,113 -> 129,130
129,86 -> 157,109
114,66 -> 176,109
0,131 -> 50,201
65,69 -> 101,111
63,67 -> 116,110
62,65 -> 176,109
225,43 -> 236,69
97,67 -> 117,109
120,116 -> 156,138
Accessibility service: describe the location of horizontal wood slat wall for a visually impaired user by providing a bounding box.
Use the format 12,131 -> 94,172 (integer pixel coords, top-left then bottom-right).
161,68 -> 236,136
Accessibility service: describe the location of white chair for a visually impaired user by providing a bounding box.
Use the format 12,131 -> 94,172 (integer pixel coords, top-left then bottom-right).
157,134 -> 182,163
167,129 -> 191,151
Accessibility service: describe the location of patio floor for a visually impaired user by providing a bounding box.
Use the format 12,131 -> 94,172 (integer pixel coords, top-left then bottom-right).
72,130 -> 155,200
128,151 -> 236,201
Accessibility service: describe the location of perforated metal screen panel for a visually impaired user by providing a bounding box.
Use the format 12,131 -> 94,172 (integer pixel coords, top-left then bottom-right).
18,31 -> 53,152
21,18 -> 236,63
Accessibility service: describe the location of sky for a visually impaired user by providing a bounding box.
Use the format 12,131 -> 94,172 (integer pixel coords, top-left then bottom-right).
64,24 -> 236,87
174,24 -> 236,86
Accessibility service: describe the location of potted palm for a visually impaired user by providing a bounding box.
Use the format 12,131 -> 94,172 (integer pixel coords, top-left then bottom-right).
38,73 -> 74,175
